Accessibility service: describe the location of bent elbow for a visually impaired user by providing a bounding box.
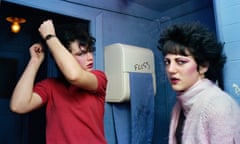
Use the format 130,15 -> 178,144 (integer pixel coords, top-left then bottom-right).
10,103 -> 27,114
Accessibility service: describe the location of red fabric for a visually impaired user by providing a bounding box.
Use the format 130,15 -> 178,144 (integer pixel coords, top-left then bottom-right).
34,70 -> 107,144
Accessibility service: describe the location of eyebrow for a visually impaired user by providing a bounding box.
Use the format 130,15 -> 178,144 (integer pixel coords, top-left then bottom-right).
164,55 -> 193,61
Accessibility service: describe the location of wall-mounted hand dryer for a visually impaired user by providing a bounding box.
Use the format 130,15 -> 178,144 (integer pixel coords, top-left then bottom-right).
104,43 -> 156,102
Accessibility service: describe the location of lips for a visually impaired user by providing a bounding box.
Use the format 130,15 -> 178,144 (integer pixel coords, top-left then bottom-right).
170,77 -> 179,84
87,63 -> 93,69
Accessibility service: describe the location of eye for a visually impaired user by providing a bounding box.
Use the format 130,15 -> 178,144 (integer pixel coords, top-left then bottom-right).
75,52 -> 84,56
75,51 -> 88,56
176,60 -> 188,65
164,59 -> 170,65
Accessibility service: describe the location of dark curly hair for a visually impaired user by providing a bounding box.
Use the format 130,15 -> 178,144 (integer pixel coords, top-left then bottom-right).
52,23 -> 96,81
158,22 -> 226,83
56,23 -> 96,52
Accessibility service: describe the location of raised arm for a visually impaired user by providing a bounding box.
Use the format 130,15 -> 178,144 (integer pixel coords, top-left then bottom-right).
10,43 -> 44,114
38,20 -> 98,91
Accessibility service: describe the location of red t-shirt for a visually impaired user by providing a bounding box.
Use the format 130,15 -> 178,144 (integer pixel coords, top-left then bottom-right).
34,70 -> 107,144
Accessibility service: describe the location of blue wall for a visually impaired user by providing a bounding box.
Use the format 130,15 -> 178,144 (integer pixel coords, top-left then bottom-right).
2,0 -> 216,143
213,0 -> 240,104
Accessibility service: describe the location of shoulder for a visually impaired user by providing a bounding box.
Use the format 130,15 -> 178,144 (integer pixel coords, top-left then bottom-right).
35,77 -> 65,89
36,77 -> 59,85
202,87 -> 240,119
90,70 -> 107,81
91,70 -> 106,76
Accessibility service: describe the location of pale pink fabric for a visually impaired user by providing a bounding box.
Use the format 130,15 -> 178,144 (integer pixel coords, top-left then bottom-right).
169,79 -> 240,144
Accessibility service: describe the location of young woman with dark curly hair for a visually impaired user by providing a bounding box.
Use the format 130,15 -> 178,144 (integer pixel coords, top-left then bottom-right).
10,20 -> 107,144
158,22 -> 240,144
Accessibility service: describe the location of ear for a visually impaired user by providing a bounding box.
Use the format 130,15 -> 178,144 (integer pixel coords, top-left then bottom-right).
199,62 -> 209,74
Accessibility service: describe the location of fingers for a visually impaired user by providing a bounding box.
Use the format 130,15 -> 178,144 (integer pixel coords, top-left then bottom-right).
29,43 -> 45,63
38,19 -> 56,39
30,43 -> 43,53
33,44 -> 43,53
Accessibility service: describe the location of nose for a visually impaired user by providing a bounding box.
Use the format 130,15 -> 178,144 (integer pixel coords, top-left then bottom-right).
166,62 -> 177,74
86,52 -> 93,60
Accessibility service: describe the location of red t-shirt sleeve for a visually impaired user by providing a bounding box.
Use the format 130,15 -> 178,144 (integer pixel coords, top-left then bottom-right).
91,70 -> 108,101
33,79 -> 54,104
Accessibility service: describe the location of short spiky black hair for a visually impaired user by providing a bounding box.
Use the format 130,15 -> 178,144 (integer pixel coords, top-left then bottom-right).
158,22 -> 226,83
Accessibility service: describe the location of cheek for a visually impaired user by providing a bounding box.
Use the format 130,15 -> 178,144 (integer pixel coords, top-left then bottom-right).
74,56 -> 84,65
188,64 -> 197,73
184,64 -> 199,77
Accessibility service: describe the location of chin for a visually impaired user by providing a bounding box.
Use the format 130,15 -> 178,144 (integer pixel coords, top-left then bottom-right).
172,86 -> 184,92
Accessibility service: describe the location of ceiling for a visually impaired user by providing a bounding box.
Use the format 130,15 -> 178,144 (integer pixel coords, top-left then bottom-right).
131,0 -> 193,12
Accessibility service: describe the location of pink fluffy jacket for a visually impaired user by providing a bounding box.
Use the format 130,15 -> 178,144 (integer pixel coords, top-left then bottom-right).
168,79 -> 240,144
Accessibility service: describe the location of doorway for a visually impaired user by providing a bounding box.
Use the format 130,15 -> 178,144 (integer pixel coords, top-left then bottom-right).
0,1 -> 89,144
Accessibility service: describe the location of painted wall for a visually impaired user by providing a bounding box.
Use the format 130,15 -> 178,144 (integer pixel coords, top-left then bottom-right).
213,0 -> 240,103
2,0 -> 216,143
